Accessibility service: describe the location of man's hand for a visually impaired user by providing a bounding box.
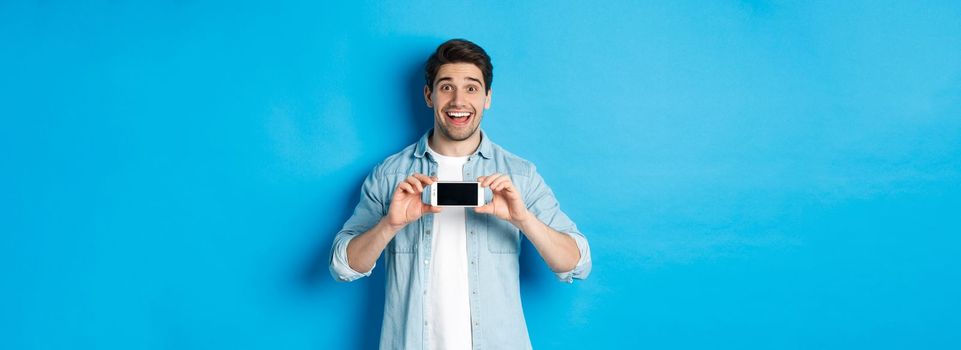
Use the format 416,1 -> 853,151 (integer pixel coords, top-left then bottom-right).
386,173 -> 441,230
345,173 -> 440,274
474,173 -> 581,273
474,173 -> 533,226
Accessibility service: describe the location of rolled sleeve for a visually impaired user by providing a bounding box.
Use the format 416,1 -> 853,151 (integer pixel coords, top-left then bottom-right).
328,169 -> 387,282
330,234 -> 375,282
524,166 -> 592,283
554,231 -> 592,283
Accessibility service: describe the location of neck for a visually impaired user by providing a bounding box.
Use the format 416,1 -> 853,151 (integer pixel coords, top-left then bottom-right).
428,128 -> 482,157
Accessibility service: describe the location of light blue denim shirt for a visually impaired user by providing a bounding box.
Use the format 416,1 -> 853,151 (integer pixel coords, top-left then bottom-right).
330,129 -> 592,349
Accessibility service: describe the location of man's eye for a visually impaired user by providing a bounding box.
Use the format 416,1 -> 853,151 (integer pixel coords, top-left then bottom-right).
468,86 -> 477,92
442,85 -> 453,91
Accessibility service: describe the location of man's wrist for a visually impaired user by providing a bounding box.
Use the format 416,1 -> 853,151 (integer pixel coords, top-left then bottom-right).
378,218 -> 403,242
510,211 -> 538,232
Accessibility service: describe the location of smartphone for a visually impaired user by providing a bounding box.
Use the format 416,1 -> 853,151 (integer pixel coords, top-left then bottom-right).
430,181 -> 485,207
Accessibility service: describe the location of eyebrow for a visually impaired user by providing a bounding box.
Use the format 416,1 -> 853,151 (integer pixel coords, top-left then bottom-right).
435,76 -> 484,87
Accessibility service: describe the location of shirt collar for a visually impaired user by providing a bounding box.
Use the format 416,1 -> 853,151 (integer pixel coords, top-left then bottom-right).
414,128 -> 493,159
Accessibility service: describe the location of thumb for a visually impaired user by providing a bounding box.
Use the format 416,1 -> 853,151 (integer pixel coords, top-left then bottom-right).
474,204 -> 492,214
420,203 -> 440,214
423,204 -> 442,214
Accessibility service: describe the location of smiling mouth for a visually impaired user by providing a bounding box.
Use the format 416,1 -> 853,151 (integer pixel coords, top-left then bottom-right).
445,110 -> 473,126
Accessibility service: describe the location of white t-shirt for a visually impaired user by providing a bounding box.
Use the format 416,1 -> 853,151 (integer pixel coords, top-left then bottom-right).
425,145 -> 472,350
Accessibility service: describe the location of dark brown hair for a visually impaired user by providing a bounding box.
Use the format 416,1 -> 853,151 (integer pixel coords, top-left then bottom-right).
424,39 -> 493,94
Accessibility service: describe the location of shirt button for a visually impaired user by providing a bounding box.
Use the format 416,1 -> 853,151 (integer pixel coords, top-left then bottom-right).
426,230 -> 431,235
470,261 -> 474,265
424,259 -> 429,265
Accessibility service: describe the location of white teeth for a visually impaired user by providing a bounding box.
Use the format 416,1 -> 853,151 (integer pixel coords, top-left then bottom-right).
447,112 -> 470,118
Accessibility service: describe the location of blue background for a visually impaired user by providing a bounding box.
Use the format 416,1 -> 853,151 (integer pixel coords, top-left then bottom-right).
3,1 -> 960,349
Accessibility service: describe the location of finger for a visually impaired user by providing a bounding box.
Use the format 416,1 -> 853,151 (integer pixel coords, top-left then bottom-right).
489,176 -> 512,191
481,173 -> 503,187
398,182 -> 414,194
405,176 -> 424,193
424,204 -> 442,213
488,176 -> 507,189
474,203 -> 492,214
488,173 -> 505,187
413,173 -> 434,185
500,185 -> 519,200
478,174 -> 491,187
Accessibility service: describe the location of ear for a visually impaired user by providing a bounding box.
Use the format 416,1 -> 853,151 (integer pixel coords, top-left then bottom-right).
424,85 -> 433,108
484,89 -> 492,110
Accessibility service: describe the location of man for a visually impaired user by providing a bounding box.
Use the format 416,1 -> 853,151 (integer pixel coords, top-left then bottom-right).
329,38 -> 591,349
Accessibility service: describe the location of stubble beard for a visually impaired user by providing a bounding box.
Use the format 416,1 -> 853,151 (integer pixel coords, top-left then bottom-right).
437,114 -> 480,142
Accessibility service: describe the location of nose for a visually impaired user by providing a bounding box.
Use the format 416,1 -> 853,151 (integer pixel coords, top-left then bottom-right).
451,89 -> 467,107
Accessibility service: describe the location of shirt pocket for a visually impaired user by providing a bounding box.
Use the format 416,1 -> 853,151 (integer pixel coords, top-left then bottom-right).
388,221 -> 419,254
485,214 -> 520,254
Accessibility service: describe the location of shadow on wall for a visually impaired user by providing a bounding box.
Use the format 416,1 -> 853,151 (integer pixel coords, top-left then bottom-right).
404,40 -> 436,146
295,39 -> 436,349
298,172 -> 382,349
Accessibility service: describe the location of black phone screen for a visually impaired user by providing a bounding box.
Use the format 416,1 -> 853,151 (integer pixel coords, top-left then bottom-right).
437,182 -> 479,206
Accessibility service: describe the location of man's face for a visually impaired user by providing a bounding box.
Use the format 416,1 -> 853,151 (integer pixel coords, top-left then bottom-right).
424,63 -> 491,142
